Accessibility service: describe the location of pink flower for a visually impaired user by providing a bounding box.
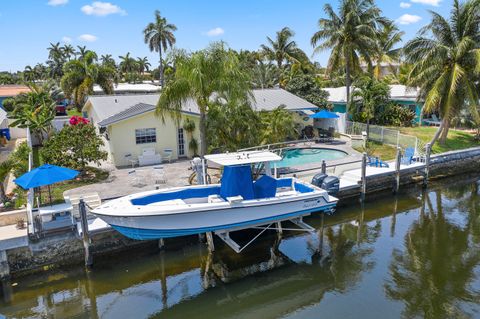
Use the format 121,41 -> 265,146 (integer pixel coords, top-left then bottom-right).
69,116 -> 90,126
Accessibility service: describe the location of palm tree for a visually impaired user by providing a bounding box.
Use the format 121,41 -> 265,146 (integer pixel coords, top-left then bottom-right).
61,51 -> 115,110
100,54 -> 116,68
259,106 -> 297,144
136,57 -> 151,75
63,44 -> 76,61
372,22 -> 404,79
404,0 -> 480,145
48,42 -> 64,61
251,60 -> 279,89
351,76 -> 390,138
23,65 -> 36,82
76,46 -> 88,60
311,0 -> 386,104
143,10 -> 177,87
9,82 -> 58,144
261,27 -> 301,70
118,52 -> 136,73
157,43 -> 252,156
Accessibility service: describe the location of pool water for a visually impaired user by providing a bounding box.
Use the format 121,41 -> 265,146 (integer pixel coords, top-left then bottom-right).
277,148 -> 348,168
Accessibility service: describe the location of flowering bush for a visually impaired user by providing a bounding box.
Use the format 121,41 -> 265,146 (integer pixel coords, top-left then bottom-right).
69,115 -> 90,126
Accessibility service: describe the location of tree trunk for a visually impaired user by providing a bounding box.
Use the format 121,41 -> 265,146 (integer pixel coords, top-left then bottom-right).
430,119 -> 446,146
199,110 -> 207,157
345,53 -> 351,106
159,47 -> 164,87
439,118 -> 450,144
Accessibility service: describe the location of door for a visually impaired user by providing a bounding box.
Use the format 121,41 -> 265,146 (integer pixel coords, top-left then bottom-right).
177,128 -> 185,157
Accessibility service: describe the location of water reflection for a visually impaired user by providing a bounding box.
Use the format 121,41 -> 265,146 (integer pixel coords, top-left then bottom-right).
385,185 -> 480,318
1,177 -> 480,318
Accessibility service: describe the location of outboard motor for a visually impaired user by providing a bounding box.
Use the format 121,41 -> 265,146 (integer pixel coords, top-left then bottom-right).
321,176 -> 340,195
311,173 -> 328,188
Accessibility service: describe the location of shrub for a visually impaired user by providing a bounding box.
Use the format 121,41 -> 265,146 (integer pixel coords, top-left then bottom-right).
40,122 -> 107,170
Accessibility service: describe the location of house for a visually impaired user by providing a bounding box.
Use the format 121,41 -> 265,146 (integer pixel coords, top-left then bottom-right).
0,85 -> 30,109
83,88 -> 320,167
360,61 -> 401,78
323,85 -> 423,123
92,83 -> 160,95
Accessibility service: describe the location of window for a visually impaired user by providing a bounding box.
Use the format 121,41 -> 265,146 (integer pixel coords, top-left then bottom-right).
135,128 -> 156,144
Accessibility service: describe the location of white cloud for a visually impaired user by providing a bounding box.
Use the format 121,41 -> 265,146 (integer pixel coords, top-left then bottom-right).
205,27 -> 225,37
400,2 -> 411,8
396,14 -> 422,25
81,2 -> 126,16
78,34 -> 98,42
62,36 -> 72,43
411,0 -> 441,6
47,0 -> 68,6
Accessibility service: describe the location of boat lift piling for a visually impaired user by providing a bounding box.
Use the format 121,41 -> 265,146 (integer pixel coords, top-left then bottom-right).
79,200 -> 93,268
423,143 -> 432,188
393,147 -> 402,193
360,153 -> 367,203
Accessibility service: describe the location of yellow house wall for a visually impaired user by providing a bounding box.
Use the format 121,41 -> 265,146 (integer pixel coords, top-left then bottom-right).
107,111 -> 200,166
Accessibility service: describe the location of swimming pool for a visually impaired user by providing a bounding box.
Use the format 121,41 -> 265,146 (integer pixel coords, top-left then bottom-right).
277,148 -> 348,168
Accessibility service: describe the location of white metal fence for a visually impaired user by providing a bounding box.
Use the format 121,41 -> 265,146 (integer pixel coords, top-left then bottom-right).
345,121 -> 425,156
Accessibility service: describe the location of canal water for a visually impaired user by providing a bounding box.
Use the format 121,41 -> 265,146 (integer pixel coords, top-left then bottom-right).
1,176 -> 480,319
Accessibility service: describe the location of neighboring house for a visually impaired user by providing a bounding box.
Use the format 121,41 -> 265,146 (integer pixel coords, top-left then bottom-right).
92,83 -> 160,95
83,88 -> 320,167
360,61 -> 401,78
0,85 -> 30,109
323,85 -> 423,123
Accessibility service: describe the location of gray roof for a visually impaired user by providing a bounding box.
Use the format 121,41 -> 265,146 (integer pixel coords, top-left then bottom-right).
86,89 -> 318,127
250,89 -> 318,111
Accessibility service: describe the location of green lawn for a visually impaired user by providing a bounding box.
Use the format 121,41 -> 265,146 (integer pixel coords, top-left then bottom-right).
67,109 -> 82,117
399,126 -> 479,153
353,141 -> 398,161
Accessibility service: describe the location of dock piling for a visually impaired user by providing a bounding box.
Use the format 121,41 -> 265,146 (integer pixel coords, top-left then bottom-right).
423,143 -> 431,188
79,199 -> 93,268
360,153 -> 367,203
394,147 -> 402,193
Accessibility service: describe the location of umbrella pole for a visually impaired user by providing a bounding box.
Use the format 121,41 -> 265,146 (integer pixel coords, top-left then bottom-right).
48,185 -> 52,205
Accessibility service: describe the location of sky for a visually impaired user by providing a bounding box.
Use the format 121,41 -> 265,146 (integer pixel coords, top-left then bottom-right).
0,0 -> 453,72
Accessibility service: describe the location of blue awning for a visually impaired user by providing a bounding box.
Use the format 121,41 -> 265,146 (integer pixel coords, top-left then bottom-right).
309,110 -> 339,119
14,164 -> 79,189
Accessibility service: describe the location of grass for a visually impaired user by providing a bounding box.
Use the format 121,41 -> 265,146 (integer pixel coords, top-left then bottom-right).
66,109 -> 82,117
25,147 -> 109,206
399,126 -> 479,154
38,167 -> 109,206
353,141 -> 397,161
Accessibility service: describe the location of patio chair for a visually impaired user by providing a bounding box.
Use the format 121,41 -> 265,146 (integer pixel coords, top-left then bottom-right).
129,169 -> 143,186
153,165 -> 167,185
163,149 -> 173,163
424,114 -> 441,126
124,153 -> 138,168
401,147 -> 415,165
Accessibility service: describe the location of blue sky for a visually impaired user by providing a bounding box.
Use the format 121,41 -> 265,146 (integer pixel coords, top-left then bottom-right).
0,0 -> 452,72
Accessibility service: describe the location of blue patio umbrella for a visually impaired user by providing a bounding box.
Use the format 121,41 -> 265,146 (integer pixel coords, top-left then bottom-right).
309,110 -> 340,119
14,164 -> 79,204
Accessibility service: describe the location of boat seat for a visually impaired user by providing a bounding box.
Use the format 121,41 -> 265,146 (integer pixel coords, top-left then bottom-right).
208,194 -> 225,203
227,195 -> 243,203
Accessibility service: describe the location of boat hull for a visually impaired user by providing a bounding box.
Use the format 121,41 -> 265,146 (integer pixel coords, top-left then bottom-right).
96,196 -> 336,240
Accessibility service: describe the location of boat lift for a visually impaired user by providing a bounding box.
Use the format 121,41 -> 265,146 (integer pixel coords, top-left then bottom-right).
197,151 -> 318,254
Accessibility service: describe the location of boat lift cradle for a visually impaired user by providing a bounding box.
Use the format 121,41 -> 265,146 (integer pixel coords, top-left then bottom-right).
202,151 -> 322,254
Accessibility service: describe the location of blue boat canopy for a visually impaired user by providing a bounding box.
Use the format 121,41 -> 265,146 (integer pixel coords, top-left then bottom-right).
14,164 -> 79,189
220,165 -> 255,200
309,110 -> 339,119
